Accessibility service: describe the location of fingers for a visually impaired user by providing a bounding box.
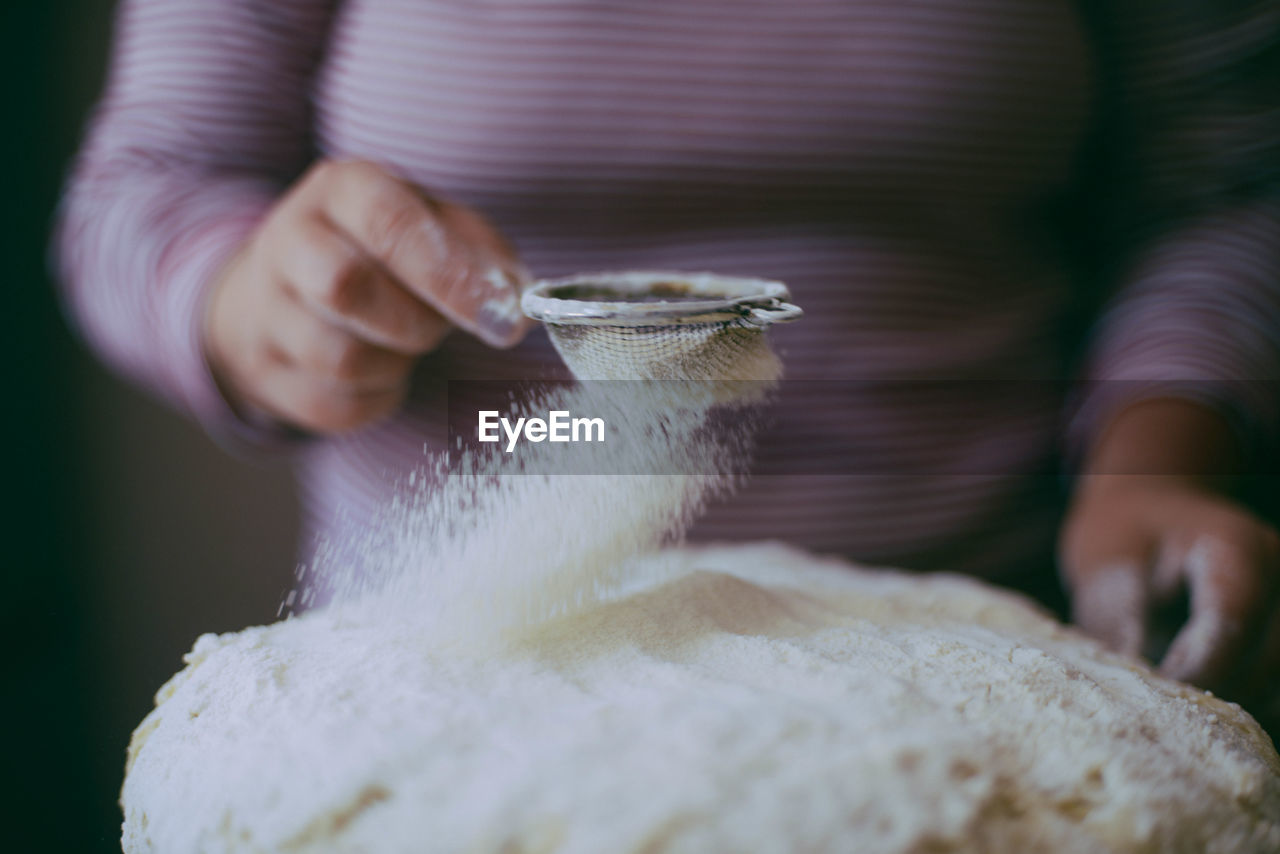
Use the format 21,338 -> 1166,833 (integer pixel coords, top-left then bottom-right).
1159,534 -> 1276,689
1060,499 -> 1156,657
254,351 -> 408,434
269,287 -> 416,393
275,213 -> 449,355
434,200 -> 535,343
310,160 -> 532,348
1061,476 -> 1280,703
205,158 -> 533,435
1069,562 -> 1149,658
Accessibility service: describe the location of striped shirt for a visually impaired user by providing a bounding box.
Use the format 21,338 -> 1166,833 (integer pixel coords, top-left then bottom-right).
57,0 -> 1280,583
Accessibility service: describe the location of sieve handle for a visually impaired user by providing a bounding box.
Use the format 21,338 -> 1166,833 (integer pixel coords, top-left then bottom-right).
742,299 -> 804,327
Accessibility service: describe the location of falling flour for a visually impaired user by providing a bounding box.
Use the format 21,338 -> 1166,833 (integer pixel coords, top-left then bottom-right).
294,310 -> 784,647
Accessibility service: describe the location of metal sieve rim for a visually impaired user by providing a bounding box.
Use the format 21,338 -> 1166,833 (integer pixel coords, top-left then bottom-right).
521,271 -> 803,328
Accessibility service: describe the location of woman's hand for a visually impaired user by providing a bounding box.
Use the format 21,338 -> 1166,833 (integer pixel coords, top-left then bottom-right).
1061,400 -> 1279,709
203,159 -> 531,434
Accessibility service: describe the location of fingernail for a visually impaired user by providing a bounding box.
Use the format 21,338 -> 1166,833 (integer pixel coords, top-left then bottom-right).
473,264 -> 532,347
471,270 -> 519,343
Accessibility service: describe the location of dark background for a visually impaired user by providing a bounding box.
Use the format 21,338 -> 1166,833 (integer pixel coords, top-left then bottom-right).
7,3 -> 299,850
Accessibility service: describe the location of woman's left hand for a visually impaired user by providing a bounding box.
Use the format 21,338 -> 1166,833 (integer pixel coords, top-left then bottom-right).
1062,476 -> 1279,701
1060,399 -> 1278,721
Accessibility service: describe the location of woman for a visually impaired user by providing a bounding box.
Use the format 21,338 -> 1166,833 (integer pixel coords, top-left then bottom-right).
57,0 -> 1279,711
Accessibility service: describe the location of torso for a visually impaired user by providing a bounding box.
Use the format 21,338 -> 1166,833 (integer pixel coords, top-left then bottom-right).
301,0 -> 1096,580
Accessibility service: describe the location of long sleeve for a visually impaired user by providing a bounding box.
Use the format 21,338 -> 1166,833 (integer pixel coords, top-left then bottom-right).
1071,0 -> 1280,467
54,0 -> 336,447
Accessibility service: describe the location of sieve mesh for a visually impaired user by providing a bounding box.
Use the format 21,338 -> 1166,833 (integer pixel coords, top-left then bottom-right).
521,272 -> 802,382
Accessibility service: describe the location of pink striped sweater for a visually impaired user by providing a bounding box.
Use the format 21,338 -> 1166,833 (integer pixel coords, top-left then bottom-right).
57,0 -> 1280,582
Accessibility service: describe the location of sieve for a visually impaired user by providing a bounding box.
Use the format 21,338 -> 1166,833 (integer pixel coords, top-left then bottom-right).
521,271 -> 802,382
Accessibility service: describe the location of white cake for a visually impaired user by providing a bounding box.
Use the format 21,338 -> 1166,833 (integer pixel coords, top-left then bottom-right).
121,543 -> 1280,853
